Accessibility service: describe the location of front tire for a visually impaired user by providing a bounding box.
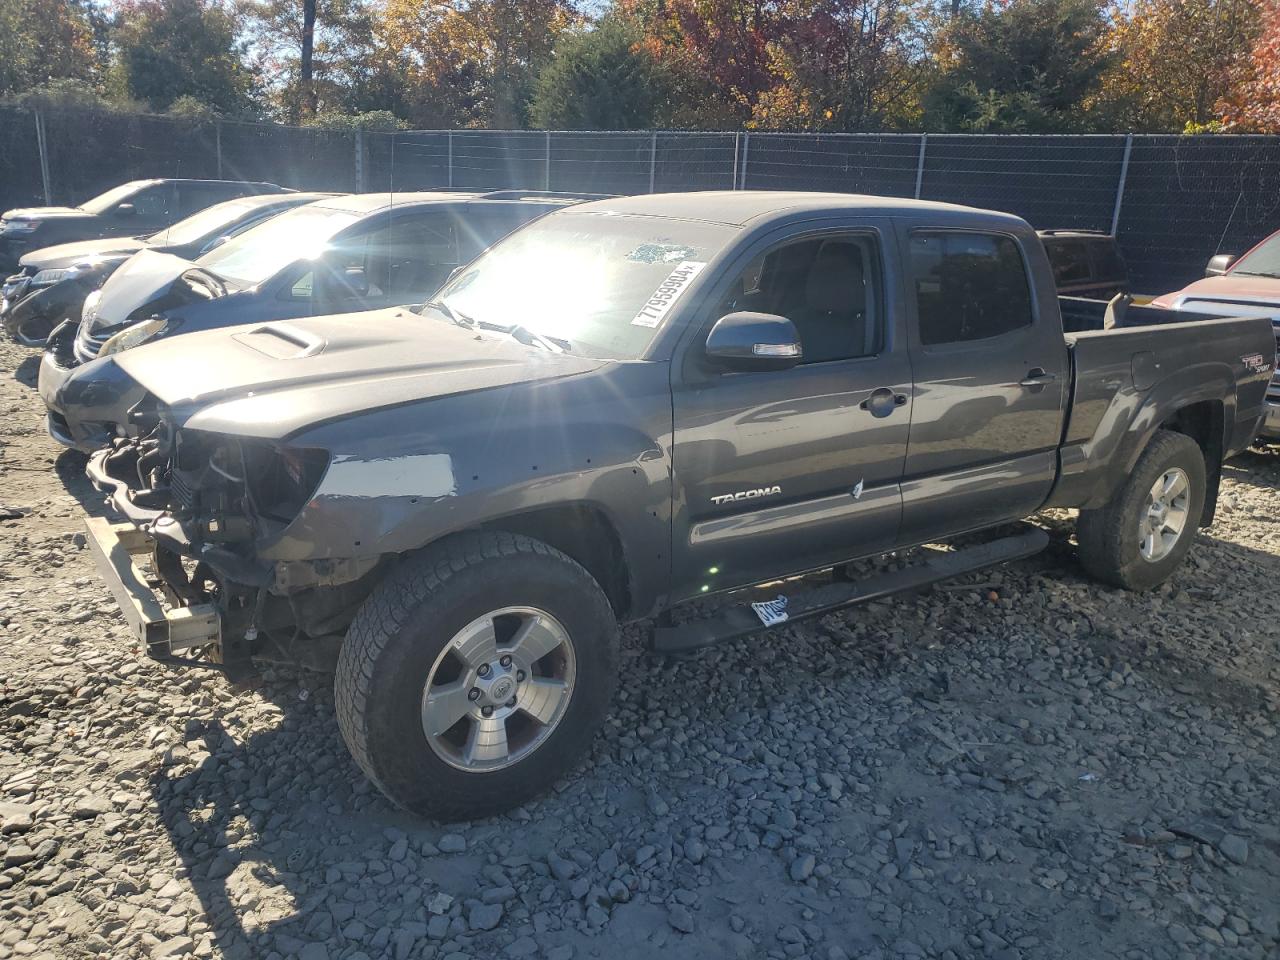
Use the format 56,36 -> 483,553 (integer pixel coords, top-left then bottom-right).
1076,429 -> 1206,591
335,531 -> 618,821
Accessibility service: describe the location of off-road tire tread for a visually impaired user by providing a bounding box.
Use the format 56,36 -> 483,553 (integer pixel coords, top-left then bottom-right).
1076,429 -> 1206,591
335,530 -> 617,820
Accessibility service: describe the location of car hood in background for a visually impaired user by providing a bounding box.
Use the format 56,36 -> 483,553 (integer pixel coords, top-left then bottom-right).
2,206 -> 89,221
19,237 -> 149,271
86,249 -> 201,329
1157,274 -> 1280,309
114,308 -> 604,439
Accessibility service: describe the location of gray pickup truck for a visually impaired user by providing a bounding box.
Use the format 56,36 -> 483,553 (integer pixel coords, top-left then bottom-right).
83,192 -> 1274,820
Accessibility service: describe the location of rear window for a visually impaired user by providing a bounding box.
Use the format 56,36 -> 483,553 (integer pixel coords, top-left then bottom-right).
911,232 -> 1034,346
1088,239 -> 1127,281
1044,240 -> 1092,285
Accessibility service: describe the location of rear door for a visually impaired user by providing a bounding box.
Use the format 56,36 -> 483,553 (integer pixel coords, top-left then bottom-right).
897,224 -> 1069,544
670,220 -> 912,598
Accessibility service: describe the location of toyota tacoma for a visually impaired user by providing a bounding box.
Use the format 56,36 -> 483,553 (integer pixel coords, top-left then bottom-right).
82,192 -> 1275,820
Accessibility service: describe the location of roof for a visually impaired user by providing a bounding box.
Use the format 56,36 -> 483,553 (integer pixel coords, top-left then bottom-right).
233,191 -> 338,209
311,190 -> 601,216
123,178 -> 283,187
565,190 -> 1030,228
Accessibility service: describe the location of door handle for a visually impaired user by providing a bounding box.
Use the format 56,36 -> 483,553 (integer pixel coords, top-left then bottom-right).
859,387 -> 908,418
1019,367 -> 1058,388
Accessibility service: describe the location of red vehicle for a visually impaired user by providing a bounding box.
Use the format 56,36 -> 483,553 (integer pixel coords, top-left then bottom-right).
1152,233 -> 1280,442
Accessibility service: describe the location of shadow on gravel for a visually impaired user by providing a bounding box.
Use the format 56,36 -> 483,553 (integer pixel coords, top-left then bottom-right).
54,448 -> 109,517
13,353 -> 38,388
1223,448 -> 1280,489
148,675 -> 382,960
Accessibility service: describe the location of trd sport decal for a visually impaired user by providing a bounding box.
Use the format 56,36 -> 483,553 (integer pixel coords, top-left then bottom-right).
1241,353 -> 1271,374
711,485 -> 782,506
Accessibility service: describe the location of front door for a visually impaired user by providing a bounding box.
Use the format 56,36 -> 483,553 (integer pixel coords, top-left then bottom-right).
670,224 -> 912,600
897,226 -> 1069,543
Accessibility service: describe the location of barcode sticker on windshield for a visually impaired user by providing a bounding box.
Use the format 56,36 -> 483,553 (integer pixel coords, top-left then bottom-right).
631,261 -> 707,328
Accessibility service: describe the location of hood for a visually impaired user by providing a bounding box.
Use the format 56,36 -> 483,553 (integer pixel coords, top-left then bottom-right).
19,237 -> 148,272
114,308 -> 604,439
2,206 -> 90,221
86,249 -> 202,329
1154,274 -> 1280,314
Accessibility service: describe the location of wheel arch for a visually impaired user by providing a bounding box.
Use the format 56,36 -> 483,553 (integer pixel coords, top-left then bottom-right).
1122,397 -> 1227,526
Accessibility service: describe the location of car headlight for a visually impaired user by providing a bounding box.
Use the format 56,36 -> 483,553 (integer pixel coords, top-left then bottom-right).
1,220 -> 41,235
80,289 -> 102,324
98,317 -> 168,357
30,268 -> 68,287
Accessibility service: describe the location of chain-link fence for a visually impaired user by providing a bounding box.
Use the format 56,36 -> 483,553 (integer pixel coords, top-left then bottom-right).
6,105 -> 1280,294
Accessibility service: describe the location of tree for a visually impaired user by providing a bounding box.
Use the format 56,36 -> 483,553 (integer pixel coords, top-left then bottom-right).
241,0 -> 382,122
530,18 -> 675,129
0,0 -> 98,99
372,0 -> 577,128
1215,0 -> 1278,131
752,0 -> 925,130
923,0 -> 1112,132
1091,0 -> 1260,131
111,0 -> 258,115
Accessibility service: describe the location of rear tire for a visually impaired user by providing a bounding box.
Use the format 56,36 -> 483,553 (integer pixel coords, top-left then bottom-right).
335,531 -> 618,821
1076,429 -> 1206,591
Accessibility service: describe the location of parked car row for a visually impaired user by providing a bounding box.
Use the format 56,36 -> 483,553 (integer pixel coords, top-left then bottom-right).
5,182 -> 1276,822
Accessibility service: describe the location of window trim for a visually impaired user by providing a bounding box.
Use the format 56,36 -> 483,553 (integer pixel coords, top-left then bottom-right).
906,227 -> 1039,353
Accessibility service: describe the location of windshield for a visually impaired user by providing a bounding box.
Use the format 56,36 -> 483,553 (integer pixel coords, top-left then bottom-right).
1230,233 -> 1280,278
196,204 -> 359,287
430,213 -> 735,359
147,199 -> 262,247
79,182 -> 146,215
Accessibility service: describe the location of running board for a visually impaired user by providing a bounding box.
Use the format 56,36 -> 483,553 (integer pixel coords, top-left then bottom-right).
652,525 -> 1049,654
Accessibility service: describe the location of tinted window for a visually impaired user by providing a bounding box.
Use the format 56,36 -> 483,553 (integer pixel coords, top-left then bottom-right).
1044,239 -> 1091,285
1226,232 -> 1280,278
911,232 -> 1033,346
717,235 -> 881,364
128,185 -> 174,219
1088,239 -> 1127,281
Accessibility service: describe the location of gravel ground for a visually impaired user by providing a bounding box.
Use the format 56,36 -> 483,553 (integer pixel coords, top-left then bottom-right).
1,335 -> 1278,960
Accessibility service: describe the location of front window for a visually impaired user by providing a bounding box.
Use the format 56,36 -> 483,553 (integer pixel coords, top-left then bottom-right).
430,213 -> 736,360
196,205 -> 359,288
1229,233 -> 1280,279
79,182 -> 148,215
148,199 -> 259,247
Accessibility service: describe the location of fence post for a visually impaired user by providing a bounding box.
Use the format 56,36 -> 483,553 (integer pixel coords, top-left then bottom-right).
732,132 -> 740,190
545,131 -> 552,190
914,133 -> 927,200
34,110 -> 52,205
1110,134 -> 1133,237
649,132 -> 657,193
215,120 -> 223,179
739,132 -> 751,190
354,127 -> 364,192
447,132 -> 454,188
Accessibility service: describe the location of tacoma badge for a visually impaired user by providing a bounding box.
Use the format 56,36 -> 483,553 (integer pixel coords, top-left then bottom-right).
711,485 -> 782,506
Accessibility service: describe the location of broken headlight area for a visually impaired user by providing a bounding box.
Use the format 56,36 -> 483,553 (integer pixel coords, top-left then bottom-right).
99,425 -> 331,547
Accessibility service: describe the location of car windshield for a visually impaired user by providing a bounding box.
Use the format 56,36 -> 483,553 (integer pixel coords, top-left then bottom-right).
79,182 -> 148,215
428,213 -> 735,360
1229,233 -> 1280,278
196,204 -> 360,287
146,199 -> 263,247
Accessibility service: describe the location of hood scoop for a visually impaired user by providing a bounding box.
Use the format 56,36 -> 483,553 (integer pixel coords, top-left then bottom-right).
233,323 -> 326,359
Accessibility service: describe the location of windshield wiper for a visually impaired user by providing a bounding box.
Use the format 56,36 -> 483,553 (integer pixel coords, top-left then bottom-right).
422,298 -> 476,329
480,321 -> 568,353
1232,270 -> 1280,279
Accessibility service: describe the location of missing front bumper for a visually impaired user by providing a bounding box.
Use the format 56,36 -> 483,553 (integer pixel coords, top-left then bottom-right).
83,515 -> 221,661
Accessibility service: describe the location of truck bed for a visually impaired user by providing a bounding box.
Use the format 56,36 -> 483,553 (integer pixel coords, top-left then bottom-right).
1059,295 -> 1231,333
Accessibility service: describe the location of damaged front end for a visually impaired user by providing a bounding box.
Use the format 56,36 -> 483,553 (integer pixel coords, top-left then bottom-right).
86,415 -> 383,680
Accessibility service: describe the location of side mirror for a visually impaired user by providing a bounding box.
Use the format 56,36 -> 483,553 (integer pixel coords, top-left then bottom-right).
115,203 -> 136,218
705,311 -> 802,371
342,266 -> 369,297
1205,253 -> 1235,277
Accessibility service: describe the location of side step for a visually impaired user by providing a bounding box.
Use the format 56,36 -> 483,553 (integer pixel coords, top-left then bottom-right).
652,525 -> 1048,654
